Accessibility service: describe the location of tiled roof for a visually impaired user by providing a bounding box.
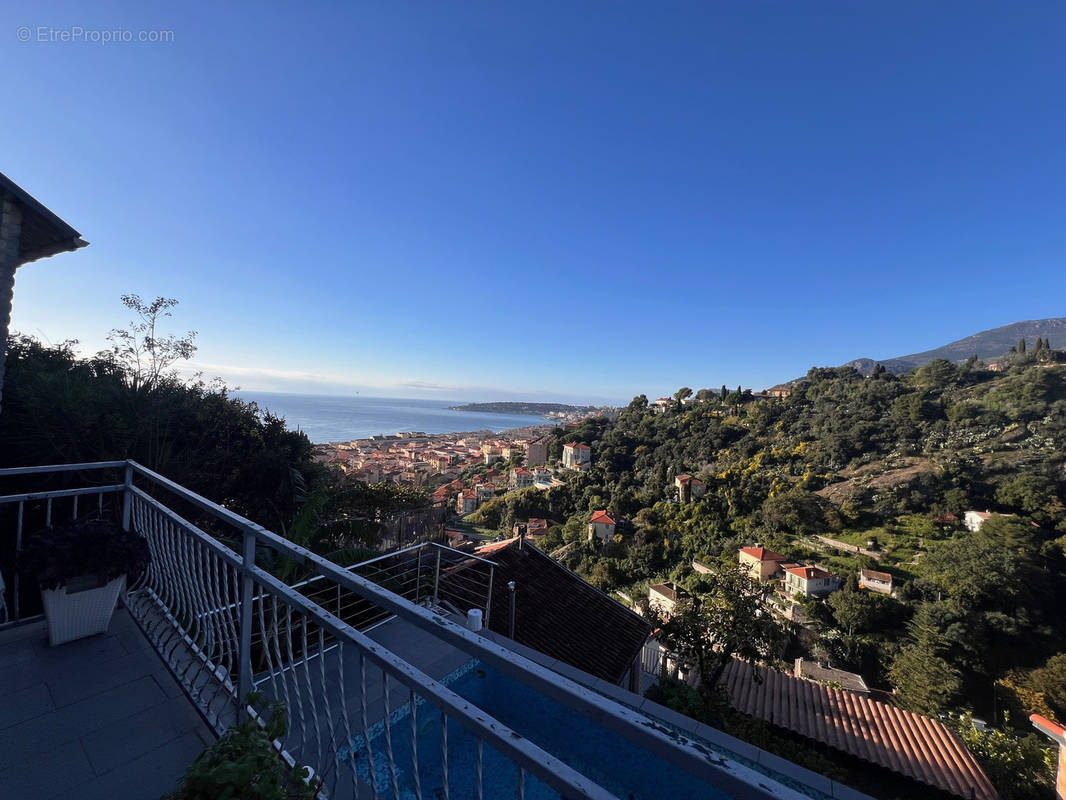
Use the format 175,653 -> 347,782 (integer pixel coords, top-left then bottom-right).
794,658 -> 869,693
719,660 -> 996,800
563,442 -> 590,450
450,539 -> 650,684
860,568 -> 893,583
739,546 -> 786,562
649,582 -> 686,602
589,510 -> 616,525
784,565 -> 833,580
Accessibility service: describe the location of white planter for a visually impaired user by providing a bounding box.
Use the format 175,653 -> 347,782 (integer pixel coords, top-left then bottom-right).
41,574 -> 125,646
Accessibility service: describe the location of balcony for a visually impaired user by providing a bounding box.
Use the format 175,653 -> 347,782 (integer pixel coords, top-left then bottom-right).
0,461 -> 866,800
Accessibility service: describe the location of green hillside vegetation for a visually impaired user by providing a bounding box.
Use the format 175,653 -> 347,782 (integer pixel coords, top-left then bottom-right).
0,298 -> 432,576
478,347 -> 1066,782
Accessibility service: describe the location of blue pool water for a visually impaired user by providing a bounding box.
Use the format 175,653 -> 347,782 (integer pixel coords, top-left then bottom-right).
350,660 -> 738,800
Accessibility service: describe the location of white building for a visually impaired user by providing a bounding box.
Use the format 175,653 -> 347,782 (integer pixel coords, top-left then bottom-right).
783,565 -> 839,598
587,509 -> 617,543
562,442 -> 591,471
510,468 -> 534,489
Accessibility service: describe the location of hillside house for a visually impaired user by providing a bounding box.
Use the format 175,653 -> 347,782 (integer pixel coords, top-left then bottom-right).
527,518 -> 550,537
963,509 -> 1014,532
475,483 -> 497,505
767,385 -> 792,398
738,546 -> 787,582
525,438 -> 549,465
783,565 -> 840,598
859,568 -> 893,595
457,489 -> 477,515
562,442 -> 591,471
674,474 -> 706,502
651,397 -> 673,413
532,465 -> 553,484
587,510 -> 617,543
510,468 -> 534,489
648,582 -> 688,618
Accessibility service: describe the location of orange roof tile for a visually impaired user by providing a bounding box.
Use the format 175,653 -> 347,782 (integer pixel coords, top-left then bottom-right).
719,660 -> 996,800
589,510 -> 616,525
784,565 -> 833,580
739,546 -> 787,562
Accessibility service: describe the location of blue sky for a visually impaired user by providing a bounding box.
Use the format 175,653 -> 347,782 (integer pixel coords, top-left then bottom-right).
4,1 -> 1064,404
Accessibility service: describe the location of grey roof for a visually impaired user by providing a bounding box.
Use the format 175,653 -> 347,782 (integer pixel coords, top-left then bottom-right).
0,171 -> 88,264
794,658 -> 870,693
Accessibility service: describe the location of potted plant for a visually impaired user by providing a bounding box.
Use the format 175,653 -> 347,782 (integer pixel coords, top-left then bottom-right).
165,698 -> 317,800
20,516 -> 151,646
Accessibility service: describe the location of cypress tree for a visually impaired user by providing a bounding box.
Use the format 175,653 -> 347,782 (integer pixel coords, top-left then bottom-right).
1019,338 -> 1026,354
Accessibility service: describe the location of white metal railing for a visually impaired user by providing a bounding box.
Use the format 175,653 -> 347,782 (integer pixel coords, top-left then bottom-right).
289,541 -> 497,633
0,461 -> 782,800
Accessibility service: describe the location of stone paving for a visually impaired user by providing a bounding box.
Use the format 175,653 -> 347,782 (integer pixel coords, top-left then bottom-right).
0,609 -> 214,800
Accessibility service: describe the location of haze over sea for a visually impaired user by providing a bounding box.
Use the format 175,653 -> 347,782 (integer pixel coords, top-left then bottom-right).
235,392 -> 551,444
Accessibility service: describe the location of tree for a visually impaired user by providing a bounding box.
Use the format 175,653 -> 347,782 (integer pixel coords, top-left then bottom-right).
695,388 -> 715,403
827,587 -> 878,637
953,712 -> 1055,800
673,387 -> 692,405
889,603 -> 961,714
1028,653 -> 1066,719
100,295 -> 198,391
650,562 -> 782,687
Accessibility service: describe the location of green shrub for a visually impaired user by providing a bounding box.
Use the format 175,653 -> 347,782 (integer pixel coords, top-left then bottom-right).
165,700 -> 315,800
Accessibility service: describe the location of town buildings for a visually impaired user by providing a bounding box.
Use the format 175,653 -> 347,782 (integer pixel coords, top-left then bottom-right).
525,437 -> 549,465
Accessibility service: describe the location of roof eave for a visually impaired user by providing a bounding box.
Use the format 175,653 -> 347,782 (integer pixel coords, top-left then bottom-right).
19,236 -> 89,266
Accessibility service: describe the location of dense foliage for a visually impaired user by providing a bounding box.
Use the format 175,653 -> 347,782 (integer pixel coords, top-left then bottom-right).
0,334 -> 318,531
481,351 -> 1066,794
19,516 -> 151,590
164,699 -> 315,800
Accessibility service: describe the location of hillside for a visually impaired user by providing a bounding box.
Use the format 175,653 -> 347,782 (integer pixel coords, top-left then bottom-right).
839,317 -> 1066,375
465,347 -> 1066,791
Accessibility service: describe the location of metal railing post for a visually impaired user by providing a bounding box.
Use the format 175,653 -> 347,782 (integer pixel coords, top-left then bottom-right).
432,547 -> 442,606
237,527 -> 256,713
484,565 -> 494,629
121,462 -> 133,531
415,546 -> 423,604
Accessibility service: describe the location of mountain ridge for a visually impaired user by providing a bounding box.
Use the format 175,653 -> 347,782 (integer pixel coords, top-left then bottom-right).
823,317 -> 1066,377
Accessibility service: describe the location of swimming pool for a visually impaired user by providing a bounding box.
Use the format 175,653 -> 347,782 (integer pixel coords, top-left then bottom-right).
350,660 -> 772,799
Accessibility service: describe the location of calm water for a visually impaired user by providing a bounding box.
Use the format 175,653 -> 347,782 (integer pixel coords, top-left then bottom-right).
234,392 -> 550,443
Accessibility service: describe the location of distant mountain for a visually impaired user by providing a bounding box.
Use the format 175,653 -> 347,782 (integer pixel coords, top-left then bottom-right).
839,318 -> 1066,376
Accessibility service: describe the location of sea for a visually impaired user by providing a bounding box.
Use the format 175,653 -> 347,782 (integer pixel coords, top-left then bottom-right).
234,392 -> 552,444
